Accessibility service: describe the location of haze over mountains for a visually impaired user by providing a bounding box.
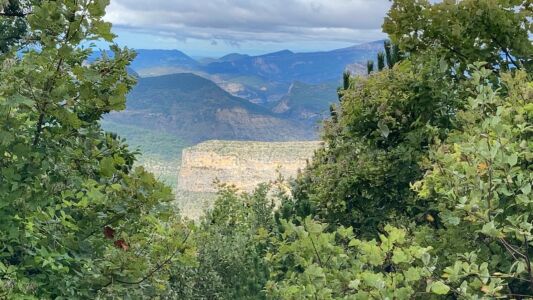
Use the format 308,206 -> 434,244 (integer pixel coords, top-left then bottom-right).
106,73 -> 315,143
127,40 -> 382,103
102,40 -> 384,151
130,40 -> 383,79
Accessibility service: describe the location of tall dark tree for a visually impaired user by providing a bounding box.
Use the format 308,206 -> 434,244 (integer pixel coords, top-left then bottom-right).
391,43 -> 401,66
377,51 -> 385,71
329,103 -> 338,123
366,60 -> 374,75
342,71 -> 350,90
384,40 -> 393,69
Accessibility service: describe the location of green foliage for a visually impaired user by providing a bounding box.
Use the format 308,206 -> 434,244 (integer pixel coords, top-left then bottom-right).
272,2 -> 532,298
415,69 -> 533,297
266,218 -> 440,299
0,0 -> 193,298
169,184 -> 276,299
287,55 -> 462,234
278,65 -> 531,298
1,0 -> 531,299
383,0 -> 533,73
0,0 -> 33,53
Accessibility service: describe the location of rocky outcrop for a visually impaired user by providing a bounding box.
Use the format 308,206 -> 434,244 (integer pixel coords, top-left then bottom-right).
177,140 -> 322,193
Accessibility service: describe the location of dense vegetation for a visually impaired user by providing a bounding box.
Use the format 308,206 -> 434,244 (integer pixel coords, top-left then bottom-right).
0,0 -> 531,299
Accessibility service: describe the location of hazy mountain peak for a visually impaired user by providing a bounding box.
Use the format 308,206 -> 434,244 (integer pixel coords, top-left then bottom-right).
218,53 -> 251,62
261,49 -> 294,57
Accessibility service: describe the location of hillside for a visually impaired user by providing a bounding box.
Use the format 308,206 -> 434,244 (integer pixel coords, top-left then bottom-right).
101,120 -> 188,188
105,73 -> 316,143
90,49 -> 200,77
130,49 -> 200,77
271,81 -> 339,123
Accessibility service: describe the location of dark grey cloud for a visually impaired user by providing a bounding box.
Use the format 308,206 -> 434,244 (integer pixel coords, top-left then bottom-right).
106,0 -> 391,44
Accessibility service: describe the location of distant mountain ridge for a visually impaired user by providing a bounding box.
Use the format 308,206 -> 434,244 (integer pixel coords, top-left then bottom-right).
115,40 -> 383,104
217,53 -> 251,62
105,73 -> 316,143
130,49 -> 199,70
103,41 -> 386,154
201,40 -> 384,83
123,40 -> 384,78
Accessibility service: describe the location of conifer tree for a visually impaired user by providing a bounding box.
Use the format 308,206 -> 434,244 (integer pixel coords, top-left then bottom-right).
366,60 -> 374,75
337,86 -> 343,101
384,40 -> 393,69
342,71 -> 350,90
329,104 -> 338,123
391,43 -> 401,66
377,51 -> 385,71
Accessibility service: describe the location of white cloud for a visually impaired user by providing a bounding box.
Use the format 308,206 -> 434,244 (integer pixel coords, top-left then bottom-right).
106,0 -> 391,44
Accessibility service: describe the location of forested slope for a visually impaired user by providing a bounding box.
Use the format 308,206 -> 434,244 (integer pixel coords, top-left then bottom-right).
106,73 -> 316,143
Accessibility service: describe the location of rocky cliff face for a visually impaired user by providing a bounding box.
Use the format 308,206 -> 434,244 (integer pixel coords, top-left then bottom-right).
177,140 -> 322,193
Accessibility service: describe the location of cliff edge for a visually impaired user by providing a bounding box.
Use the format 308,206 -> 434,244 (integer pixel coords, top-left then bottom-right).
177,140 -> 322,193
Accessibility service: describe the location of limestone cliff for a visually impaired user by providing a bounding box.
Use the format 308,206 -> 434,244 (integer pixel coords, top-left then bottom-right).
177,140 -> 322,193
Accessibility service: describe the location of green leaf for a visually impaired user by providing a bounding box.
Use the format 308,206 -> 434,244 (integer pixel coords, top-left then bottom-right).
441,211 -> 460,226
392,248 -> 410,264
521,183 -> 531,196
99,157 -> 115,177
508,154 -> 518,167
378,121 -> 390,138
404,267 -> 421,282
430,281 -> 450,295
7,95 -> 33,107
348,279 -> 361,290
481,221 -> 502,238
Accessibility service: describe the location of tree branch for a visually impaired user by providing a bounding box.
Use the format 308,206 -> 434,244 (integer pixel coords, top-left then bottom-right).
303,223 -> 324,267
109,230 -> 192,286
0,12 -> 29,17
524,235 -> 533,293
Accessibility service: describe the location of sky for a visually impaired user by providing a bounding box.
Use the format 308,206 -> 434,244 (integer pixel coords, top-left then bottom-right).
104,0 -> 392,57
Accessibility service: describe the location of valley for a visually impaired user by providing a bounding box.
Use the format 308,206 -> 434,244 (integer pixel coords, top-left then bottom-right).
102,40 -> 384,144
100,41 -> 383,217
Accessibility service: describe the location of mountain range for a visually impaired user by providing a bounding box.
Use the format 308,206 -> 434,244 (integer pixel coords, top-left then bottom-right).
202,43 -> 382,83
118,40 -> 383,104
101,40 -> 384,161
105,73 -> 316,143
